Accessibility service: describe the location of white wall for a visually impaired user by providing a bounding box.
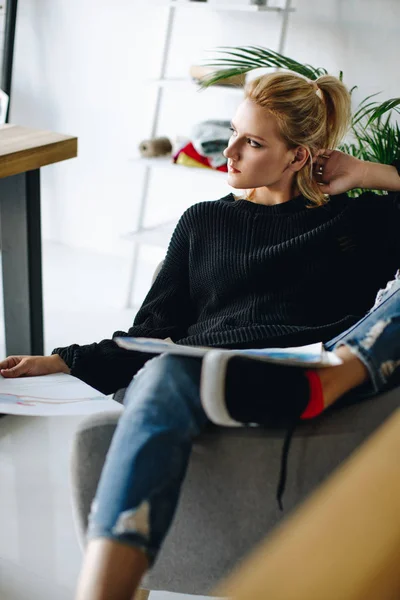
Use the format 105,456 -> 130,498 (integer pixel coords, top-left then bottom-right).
10,0 -> 400,258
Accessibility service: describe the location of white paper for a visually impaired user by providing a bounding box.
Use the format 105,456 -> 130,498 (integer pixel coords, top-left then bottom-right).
0,373 -> 123,416
115,337 -> 342,367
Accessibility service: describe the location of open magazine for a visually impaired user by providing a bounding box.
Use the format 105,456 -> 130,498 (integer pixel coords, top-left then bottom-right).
115,337 -> 342,367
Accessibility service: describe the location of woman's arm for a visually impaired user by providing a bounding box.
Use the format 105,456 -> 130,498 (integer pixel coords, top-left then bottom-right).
360,161 -> 400,191
313,149 -> 400,195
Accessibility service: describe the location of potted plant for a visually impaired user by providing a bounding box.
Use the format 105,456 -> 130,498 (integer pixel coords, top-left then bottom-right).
200,46 -> 400,196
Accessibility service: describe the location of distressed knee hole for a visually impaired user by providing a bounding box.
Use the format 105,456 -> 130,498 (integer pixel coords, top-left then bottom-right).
380,359 -> 400,379
112,500 -> 150,539
360,319 -> 391,350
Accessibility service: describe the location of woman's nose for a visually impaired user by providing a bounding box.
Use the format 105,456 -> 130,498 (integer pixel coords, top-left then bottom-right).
224,140 -> 238,159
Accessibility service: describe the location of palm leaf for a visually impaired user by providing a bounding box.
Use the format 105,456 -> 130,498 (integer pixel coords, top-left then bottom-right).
200,46 -> 327,87
365,98 -> 400,125
357,116 -> 400,164
199,67 -> 253,88
351,92 -> 383,127
352,96 -> 400,129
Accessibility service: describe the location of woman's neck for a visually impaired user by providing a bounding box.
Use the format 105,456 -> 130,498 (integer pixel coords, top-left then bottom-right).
243,182 -> 300,206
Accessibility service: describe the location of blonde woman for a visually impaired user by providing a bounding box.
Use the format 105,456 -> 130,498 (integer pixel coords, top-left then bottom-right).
1,72 -> 400,600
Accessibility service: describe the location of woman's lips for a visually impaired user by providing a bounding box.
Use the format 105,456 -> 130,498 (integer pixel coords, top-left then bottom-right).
228,164 -> 241,173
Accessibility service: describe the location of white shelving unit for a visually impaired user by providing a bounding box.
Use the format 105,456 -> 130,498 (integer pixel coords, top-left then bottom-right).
125,0 -> 294,308
129,155 -> 228,176
170,1 -> 294,13
143,77 -> 246,91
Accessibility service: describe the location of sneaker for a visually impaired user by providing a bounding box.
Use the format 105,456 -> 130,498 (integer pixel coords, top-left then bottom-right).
200,350 -> 310,427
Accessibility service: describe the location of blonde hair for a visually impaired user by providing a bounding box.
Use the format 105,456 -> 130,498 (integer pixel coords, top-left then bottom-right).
244,71 -> 351,207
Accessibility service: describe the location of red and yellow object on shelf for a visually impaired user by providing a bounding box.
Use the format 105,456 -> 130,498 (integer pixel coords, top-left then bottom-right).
173,141 -> 228,172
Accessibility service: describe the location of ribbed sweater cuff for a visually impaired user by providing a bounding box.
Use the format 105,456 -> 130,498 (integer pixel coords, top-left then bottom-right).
51,344 -> 81,374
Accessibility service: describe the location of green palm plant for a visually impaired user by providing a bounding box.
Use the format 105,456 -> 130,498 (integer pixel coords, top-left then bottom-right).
200,46 -> 400,196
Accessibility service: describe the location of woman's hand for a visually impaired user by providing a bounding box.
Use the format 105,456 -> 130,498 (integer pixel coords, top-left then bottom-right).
0,354 -> 70,378
313,149 -> 368,195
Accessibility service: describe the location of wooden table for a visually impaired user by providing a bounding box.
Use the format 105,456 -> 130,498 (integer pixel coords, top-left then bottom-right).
0,125 -> 78,356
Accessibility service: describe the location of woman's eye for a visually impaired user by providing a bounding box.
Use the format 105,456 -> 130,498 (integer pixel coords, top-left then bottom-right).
247,139 -> 262,148
229,128 -> 261,148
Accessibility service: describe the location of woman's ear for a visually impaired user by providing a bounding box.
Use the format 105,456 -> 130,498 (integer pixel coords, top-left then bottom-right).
289,147 -> 310,172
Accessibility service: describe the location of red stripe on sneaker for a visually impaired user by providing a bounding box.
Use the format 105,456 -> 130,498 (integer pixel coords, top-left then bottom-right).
301,370 -> 324,419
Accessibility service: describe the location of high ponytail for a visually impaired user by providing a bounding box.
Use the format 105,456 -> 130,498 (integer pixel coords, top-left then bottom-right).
244,71 -> 351,207
315,75 -> 352,149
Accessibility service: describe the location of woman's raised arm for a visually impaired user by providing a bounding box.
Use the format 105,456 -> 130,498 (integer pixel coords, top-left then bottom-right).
313,149 -> 400,195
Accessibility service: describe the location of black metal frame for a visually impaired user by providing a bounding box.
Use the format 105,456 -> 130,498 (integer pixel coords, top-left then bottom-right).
0,1 -> 45,358
1,0 -> 18,121
0,170 -> 44,356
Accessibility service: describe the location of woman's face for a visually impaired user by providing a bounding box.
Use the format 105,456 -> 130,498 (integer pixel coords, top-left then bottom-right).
224,98 -> 296,192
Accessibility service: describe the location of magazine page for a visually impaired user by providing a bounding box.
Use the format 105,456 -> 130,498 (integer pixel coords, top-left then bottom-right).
115,337 -> 342,367
0,373 -> 123,416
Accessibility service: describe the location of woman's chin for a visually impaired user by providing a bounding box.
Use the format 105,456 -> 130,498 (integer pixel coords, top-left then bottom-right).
226,174 -> 244,188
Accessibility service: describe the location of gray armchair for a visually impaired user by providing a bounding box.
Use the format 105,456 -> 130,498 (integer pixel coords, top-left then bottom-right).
69,265 -> 400,597
70,388 -> 400,596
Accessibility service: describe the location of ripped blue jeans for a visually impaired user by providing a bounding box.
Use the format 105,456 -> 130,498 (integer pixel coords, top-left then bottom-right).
324,269 -> 400,395
86,271 -> 400,565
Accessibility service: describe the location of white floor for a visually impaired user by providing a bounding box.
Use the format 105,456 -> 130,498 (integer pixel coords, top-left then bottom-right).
0,241 -> 211,600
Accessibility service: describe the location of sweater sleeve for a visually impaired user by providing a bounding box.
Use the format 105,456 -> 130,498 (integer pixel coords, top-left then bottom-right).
52,207 -> 195,395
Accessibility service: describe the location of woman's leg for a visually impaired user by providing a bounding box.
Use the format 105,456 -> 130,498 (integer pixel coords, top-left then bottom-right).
314,345 -> 369,409
201,271 -> 400,428
75,539 -> 148,600
301,271 -> 400,409
74,354 -> 207,600
323,270 -> 400,404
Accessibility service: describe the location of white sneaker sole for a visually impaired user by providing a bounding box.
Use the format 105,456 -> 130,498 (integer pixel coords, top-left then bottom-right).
200,350 -> 244,427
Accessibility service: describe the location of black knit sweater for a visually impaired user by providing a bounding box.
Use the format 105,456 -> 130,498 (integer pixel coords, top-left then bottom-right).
53,191 -> 400,395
